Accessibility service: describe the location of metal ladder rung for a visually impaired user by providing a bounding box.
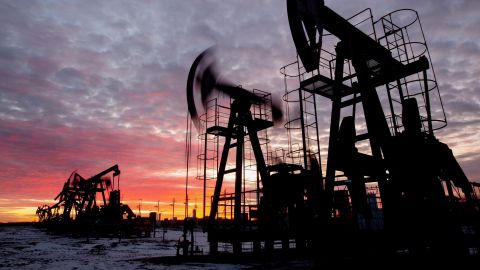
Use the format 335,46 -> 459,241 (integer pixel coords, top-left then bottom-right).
224,168 -> 237,174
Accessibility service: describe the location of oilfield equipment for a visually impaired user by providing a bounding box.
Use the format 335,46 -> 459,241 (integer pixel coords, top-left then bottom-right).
186,0 -> 480,258
36,164 -> 153,237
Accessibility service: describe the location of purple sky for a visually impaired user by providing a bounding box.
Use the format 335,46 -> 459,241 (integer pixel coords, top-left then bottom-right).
1,0 -> 479,222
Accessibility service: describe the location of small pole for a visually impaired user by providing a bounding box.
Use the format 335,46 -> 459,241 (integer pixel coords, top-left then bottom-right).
153,200 -> 160,238
172,197 -> 176,220
138,199 -> 142,217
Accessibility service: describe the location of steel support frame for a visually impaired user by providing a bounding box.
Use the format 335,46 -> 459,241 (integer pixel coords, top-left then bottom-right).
208,99 -> 270,254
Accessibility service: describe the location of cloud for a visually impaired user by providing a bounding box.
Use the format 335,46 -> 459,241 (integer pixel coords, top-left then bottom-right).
0,0 -> 479,222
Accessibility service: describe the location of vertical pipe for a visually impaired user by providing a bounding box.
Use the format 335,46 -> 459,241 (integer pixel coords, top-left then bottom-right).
203,131 -> 208,219
185,113 -> 191,219
423,70 -> 433,134
296,60 -> 309,169
234,123 -> 243,257
256,170 -> 260,207
235,120 -> 244,232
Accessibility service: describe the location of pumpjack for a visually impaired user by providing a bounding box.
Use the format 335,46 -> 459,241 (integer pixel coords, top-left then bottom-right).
286,0 -> 479,257
187,48 -> 322,253
187,0 -> 479,258
36,165 -> 152,237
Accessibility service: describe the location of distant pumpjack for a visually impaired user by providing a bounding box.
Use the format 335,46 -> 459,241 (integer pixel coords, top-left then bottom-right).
36,165 -> 150,237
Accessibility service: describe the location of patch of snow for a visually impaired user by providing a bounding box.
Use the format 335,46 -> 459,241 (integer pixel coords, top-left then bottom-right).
0,225 -> 248,270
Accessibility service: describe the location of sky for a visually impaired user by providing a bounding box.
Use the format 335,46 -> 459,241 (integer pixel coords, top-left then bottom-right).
1,0 -> 479,222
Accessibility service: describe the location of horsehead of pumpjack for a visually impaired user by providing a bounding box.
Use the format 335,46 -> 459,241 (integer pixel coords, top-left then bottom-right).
186,47 -> 283,130
287,0 -> 324,72
288,0 -> 405,73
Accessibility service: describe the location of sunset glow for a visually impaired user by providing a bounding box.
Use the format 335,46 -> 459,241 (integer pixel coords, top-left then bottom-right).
1,0 -> 479,223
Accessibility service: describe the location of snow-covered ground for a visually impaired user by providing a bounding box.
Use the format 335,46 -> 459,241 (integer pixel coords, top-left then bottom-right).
0,225 -> 249,270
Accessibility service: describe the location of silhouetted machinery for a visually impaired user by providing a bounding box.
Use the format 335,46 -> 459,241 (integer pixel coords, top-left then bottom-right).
187,0 -> 479,258
187,48 -> 308,253
36,165 -> 152,237
286,0 -> 479,258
